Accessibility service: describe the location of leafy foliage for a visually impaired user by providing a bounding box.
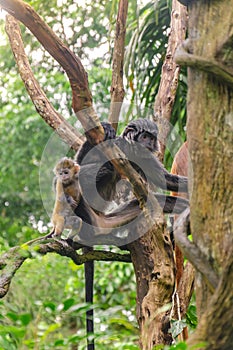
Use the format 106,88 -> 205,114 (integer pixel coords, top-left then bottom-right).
0,255 -> 138,349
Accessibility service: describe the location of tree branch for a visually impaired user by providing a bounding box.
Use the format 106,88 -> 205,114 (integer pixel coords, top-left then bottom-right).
175,41 -> 233,88
0,237 -> 131,298
5,15 -> 82,151
174,261 -> 195,319
173,208 -> 218,291
0,0 -> 105,142
154,0 -> 187,156
187,250 -> 233,349
1,0 -> 153,212
108,0 -> 128,131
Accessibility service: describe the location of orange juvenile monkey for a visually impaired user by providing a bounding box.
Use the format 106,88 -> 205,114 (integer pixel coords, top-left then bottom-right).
51,157 -> 82,238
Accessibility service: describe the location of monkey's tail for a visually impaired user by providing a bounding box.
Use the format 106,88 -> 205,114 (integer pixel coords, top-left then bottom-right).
21,230 -> 54,247
83,247 -> 95,350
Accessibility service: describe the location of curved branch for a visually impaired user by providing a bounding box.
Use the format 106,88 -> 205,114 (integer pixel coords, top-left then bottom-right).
173,208 -> 218,291
1,0 -> 91,109
175,43 -> 233,88
5,15 -> 82,151
0,0 -> 105,142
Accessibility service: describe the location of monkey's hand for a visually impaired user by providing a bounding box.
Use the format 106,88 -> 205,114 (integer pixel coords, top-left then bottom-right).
51,214 -> 65,237
102,122 -> 116,140
52,228 -> 62,237
66,195 -> 78,209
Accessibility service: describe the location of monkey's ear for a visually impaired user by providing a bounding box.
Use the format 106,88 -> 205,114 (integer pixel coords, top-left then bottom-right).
53,166 -> 58,175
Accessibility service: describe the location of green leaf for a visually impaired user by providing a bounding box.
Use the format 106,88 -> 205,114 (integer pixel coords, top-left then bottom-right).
18,313 -> 32,326
170,319 -> 187,338
62,298 -> 75,311
0,325 -> 26,338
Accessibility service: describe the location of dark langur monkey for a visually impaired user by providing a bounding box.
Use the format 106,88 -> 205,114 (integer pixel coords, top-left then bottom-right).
122,118 -> 159,152
51,157 -> 82,238
75,119 -> 188,213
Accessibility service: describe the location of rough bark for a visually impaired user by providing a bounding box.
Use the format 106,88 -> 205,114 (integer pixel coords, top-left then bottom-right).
176,0 -> 233,348
109,0 -> 128,130
187,253 -> 233,350
128,217 -> 176,349
154,0 -> 187,154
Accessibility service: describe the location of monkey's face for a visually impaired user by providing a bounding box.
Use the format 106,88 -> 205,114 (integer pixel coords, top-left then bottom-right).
54,158 -> 80,185
58,167 -> 73,184
137,131 -> 158,152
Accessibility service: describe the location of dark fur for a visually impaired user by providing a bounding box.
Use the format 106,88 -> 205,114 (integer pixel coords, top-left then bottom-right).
75,119 -> 188,209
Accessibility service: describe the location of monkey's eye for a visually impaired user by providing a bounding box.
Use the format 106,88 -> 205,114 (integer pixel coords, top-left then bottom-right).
63,170 -> 69,175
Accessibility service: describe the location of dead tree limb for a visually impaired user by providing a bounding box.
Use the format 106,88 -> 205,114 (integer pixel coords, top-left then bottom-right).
108,0 -> 128,131
154,0 -> 187,155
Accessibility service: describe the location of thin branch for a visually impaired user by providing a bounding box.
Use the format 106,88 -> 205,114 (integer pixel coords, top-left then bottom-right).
5,15 -> 82,151
0,237 -> 131,298
108,0 -> 128,131
175,261 -> 195,318
173,208 -> 218,291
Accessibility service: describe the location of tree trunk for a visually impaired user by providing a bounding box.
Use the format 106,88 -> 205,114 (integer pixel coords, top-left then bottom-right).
128,214 -> 175,349
178,0 -> 233,348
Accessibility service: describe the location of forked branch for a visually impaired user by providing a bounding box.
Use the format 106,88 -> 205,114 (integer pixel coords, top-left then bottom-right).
1,0 -> 152,211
